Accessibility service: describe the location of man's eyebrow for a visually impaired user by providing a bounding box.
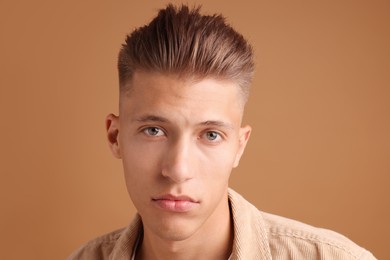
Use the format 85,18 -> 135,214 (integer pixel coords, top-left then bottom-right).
199,120 -> 235,130
134,116 -> 234,130
134,115 -> 169,123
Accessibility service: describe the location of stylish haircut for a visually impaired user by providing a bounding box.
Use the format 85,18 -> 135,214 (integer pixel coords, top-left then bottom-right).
118,4 -> 254,101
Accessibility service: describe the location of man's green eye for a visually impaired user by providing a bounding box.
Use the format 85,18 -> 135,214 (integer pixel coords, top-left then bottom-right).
145,127 -> 163,136
206,131 -> 219,141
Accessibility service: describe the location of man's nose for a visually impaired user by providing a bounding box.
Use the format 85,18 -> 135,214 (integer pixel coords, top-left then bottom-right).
161,137 -> 194,183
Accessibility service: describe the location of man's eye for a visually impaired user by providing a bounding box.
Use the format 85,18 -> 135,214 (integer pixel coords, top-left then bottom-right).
143,127 -> 164,137
204,131 -> 221,141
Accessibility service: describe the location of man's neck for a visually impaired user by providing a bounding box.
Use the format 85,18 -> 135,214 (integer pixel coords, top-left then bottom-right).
136,197 -> 233,260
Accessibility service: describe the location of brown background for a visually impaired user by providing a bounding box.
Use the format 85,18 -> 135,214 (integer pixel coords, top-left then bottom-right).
0,0 -> 389,259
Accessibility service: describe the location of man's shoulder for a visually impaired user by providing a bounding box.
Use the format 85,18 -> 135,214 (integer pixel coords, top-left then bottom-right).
228,188 -> 375,259
261,211 -> 375,259
67,227 -> 126,260
68,215 -> 142,260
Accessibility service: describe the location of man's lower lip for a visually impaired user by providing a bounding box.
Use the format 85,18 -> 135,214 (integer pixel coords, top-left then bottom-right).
153,199 -> 198,212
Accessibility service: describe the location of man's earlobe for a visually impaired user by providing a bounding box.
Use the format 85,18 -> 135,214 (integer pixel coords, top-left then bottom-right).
106,114 -> 121,159
233,125 -> 251,168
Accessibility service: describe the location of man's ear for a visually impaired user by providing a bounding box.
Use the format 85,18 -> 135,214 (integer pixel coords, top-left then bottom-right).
233,125 -> 251,168
106,113 -> 121,159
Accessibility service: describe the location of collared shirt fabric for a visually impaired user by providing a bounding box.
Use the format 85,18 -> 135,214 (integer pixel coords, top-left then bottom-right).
129,232 -> 232,260
69,189 -> 376,260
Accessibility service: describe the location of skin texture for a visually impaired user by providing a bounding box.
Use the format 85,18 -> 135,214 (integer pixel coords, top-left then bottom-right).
106,71 -> 251,260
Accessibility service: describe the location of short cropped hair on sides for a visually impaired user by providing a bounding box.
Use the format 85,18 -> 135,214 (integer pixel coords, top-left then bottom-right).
118,4 -> 254,102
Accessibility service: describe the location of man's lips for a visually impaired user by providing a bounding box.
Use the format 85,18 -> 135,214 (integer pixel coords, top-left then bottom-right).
152,194 -> 199,212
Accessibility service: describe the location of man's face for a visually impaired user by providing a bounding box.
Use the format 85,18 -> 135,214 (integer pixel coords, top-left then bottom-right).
106,72 -> 251,242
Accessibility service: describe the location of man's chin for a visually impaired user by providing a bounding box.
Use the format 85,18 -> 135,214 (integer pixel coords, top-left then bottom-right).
145,217 -> 201,242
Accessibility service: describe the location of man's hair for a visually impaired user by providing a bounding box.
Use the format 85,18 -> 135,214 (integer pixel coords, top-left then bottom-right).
118,4 -> 254,101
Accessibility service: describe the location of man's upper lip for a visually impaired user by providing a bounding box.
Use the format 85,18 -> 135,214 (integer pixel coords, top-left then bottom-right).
152,194 -> 198,202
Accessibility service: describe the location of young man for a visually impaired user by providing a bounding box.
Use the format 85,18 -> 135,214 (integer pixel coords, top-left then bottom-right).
69,4 -> 375,260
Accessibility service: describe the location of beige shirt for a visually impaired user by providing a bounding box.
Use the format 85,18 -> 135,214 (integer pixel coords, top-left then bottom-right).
69,189 -> 376,260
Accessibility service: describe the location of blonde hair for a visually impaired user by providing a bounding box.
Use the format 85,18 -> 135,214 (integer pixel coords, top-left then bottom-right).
118,4 -> 254,101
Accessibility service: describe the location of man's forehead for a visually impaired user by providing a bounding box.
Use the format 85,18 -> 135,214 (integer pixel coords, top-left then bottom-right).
121,71 -> 246,106
118,72 -> 245,127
